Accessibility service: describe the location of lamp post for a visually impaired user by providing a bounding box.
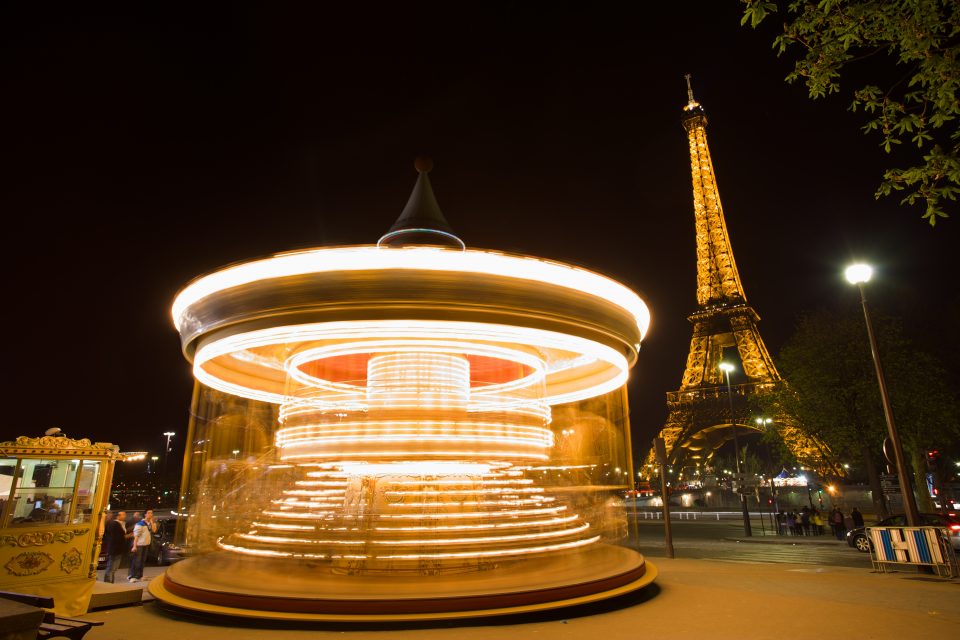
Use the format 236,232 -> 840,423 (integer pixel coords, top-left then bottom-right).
755,416 -> 776,528
720,361 -> 751,536
845,263 -> 920,527
162,430 -> 175,469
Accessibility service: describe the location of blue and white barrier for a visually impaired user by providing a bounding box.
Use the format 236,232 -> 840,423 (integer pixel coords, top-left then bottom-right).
867,526 -> 958,577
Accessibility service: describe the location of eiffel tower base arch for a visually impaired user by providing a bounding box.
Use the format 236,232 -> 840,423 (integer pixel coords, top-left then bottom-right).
645,381 -> 838,479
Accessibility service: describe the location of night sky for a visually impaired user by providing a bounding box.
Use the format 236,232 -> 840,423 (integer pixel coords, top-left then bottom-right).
3,4 -> 956,465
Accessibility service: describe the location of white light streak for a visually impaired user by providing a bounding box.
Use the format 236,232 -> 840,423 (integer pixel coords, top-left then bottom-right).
172,246 -> 650,340
193,320 -> 628,406
377,535 -> 600,560
337,461 -> 493,476
372,522 -> 590,546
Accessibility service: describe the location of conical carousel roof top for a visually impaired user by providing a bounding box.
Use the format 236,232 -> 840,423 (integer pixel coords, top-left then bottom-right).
378,157 -> 465,249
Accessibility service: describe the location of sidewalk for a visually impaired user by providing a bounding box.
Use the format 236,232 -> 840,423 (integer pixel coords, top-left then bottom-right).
78,557 -> 959,639
724,533 -> 850,546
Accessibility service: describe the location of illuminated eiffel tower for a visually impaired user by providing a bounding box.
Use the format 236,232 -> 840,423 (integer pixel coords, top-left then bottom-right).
649,78 -> 835,476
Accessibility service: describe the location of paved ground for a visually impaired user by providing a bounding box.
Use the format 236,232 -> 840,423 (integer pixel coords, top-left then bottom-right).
77,554 -> 959,640
631,518 -> 873,568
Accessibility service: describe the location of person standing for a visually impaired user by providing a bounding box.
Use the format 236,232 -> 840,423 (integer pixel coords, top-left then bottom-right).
125,510 -> 142,578
102,511 -> 129,583
851,507 -> 864,528
127,512 -> 141,535
786,511 -> 797,536
831,508 -> 846,540
811,509 -> 824,536
128,510 -> 156,582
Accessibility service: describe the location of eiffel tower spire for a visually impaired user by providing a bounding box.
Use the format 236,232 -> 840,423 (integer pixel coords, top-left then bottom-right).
681,76 -> 746,308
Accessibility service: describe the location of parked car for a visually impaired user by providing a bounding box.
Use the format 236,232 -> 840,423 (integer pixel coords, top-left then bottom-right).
846,512 -> 960,552
150,517 -> 188,565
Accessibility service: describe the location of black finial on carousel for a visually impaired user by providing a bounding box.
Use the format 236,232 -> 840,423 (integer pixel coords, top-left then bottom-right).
378,157 -> 465,249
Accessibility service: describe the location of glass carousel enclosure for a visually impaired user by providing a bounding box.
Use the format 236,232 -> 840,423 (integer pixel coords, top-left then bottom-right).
155,164 -> 654,620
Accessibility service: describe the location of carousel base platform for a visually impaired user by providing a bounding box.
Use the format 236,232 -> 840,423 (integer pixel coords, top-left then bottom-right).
149,544 -> 656,622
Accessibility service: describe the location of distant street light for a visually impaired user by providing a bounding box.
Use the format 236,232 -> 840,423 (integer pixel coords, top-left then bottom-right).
162,431 -> 176,477
720,361 -> 751,536
845,263 -> 920,527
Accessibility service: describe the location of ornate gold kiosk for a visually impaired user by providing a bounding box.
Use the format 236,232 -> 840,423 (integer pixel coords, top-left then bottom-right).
0,435 -> 122,616
153,161 -> 656,620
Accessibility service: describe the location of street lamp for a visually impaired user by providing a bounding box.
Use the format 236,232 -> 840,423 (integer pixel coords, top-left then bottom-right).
845,263 -> 920,526
755,416 -> 777,520
720,361 -> 752,536
162,431 -> 176,477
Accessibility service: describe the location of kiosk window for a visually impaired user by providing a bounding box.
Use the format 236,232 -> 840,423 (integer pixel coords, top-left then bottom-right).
6,459 -> 79,527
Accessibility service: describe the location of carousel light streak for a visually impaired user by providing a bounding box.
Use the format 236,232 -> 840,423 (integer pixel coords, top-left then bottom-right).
216,539 -> 331,559
284,340 -> 546,393
377,536 -> 602,561
277,434 -> 553,450
376,506 -> 567,519
279,492 -> 344,499
276,421 -> 553,436
519,464 -> 597,471
191,320 -> 629,407
387,478 -> 533,486
260,510 -> 339,519
276,498 -> 342,506
393,498 -> 553,508
383,488 -> 544,496
251,522 -> 315,531
236,533 -> 366,546
279,451 -> 551,462
371,523 -> 591,546
172,246 -> 650,338
239,524 -> 590,548
273,500 -> 341,508
277,425 -> 554,445
375,514 -> 579,532
313,461 -> 499,476
218,535 -> 603,562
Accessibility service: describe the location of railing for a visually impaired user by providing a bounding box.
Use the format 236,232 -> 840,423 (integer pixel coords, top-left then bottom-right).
631,510 -> 737,521
868,526 -> 959,578
666,382 -> 775,405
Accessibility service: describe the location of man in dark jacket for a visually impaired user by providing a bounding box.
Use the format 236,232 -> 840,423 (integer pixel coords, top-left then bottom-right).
851,507 -> 865,528
102,511 -> 129,583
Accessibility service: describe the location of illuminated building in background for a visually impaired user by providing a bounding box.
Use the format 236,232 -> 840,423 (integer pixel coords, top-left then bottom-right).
151,159 -> 655,620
